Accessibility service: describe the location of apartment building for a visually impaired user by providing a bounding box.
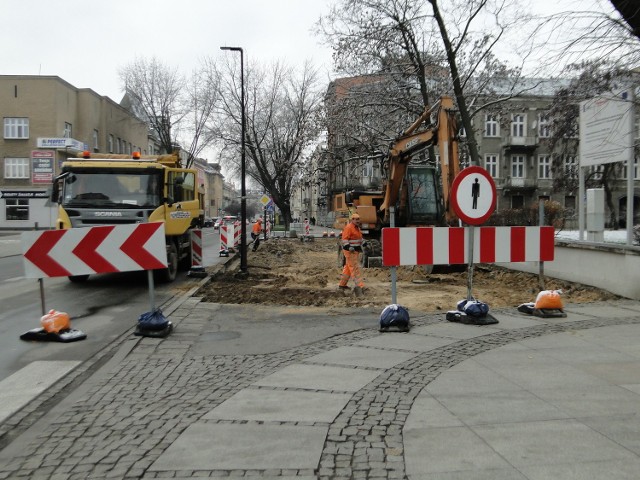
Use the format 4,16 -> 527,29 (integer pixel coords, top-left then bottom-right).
0,75 -> 150,229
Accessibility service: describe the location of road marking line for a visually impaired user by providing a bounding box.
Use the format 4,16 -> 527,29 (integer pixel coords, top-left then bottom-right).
0,360 -> 81,424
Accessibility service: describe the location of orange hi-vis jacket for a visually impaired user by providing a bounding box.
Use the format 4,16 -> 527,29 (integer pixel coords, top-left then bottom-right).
252,221 -> 262,235
341,222 -> 363,251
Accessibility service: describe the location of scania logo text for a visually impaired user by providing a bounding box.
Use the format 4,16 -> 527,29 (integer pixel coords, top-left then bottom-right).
94,212 -> 123,217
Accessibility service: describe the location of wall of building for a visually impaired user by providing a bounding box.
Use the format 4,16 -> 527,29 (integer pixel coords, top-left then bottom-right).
0,75 -> 150,230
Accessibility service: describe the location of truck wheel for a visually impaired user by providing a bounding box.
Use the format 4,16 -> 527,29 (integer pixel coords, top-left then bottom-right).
68,274 -> 89,283
156,243 -> 178,282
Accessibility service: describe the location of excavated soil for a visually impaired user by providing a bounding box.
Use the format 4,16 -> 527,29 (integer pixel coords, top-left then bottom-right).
199,236 -> 619,312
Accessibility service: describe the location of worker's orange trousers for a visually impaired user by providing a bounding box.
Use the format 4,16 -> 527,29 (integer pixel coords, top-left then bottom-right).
339,250 -> 364,288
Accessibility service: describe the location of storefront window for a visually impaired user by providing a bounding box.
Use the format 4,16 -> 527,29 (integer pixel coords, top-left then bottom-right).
6,199 -> 29,220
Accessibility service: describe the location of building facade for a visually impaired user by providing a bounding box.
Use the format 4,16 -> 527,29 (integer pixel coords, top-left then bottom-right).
192,157 -> 224,220
0,75 -> 150,229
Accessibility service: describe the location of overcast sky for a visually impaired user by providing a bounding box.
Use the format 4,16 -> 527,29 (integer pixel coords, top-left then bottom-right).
2,0 -> 335,102
2,0 -> 617,111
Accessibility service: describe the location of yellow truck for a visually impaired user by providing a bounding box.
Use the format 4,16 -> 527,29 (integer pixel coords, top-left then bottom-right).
51,151 -> 204,282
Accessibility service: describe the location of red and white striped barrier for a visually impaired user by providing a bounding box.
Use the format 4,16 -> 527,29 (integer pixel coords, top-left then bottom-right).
382,226 -> 555,266
190,229 -> 203,267
220,224 -> 232,253
233,221 -> 241,248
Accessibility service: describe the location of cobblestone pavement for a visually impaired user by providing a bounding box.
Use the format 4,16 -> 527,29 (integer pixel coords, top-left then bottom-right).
1,299 -> 640,479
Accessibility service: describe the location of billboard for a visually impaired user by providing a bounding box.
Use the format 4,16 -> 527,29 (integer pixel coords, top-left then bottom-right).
579,90 -> 634,167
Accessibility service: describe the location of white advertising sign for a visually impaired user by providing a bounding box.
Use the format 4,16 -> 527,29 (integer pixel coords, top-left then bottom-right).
579,90 -> 634,167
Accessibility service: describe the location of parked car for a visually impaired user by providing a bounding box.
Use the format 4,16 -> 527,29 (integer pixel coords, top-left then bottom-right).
203,217 -> 214,228
214,218 -> 222,230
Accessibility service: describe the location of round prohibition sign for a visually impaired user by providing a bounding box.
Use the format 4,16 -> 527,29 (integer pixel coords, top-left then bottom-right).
451,166 -> 496,225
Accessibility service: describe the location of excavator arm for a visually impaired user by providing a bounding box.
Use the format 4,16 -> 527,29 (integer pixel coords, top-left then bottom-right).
379,96 -> 460,224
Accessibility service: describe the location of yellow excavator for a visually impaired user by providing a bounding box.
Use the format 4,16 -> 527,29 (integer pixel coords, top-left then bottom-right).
332,95 -> 462,266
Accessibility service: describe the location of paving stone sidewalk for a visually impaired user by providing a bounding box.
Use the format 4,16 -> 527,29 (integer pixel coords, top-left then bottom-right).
1,299 -> 640,479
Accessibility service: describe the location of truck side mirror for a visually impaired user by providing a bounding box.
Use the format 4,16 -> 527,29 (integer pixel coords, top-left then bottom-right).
51,172 -> 69,203
51,182 -> 59,203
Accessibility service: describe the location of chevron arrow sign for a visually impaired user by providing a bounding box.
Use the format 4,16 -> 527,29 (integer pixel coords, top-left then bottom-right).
21,223 -> 168,278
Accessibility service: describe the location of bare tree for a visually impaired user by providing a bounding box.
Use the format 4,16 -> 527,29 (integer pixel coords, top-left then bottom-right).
212,57 -> 323,227
119,57 -> 186,156
318,0 -> 530,170
177,60 -> 221,168
526,0 -> 640,74
609,0 -> 640,38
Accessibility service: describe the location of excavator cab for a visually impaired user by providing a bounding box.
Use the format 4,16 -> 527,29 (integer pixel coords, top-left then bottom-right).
405,165 -> 445,226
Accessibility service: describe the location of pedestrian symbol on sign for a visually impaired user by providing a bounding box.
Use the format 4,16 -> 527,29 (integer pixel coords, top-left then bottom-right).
451,166 -> 496,225
471,178 -> 480,209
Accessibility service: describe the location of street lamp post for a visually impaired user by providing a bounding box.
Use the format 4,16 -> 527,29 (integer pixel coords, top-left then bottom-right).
220,46 -> 247,273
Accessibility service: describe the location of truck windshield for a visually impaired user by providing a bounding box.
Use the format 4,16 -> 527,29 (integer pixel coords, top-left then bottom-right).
62,171 -> 162,208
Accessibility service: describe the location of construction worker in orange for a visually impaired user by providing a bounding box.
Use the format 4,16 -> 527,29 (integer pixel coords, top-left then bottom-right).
251,218 -> 263,252
338,213 -> 365,297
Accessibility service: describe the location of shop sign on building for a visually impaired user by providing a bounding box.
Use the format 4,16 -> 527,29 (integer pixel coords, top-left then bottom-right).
37,137 -> 85,152
0,190 -> 50,199
31,150 -> 55,184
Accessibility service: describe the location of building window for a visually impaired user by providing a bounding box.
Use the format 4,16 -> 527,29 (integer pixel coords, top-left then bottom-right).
93,130 -> 99,152
484,154 -> 499,178
588,164 -> 604,181
63,122 -> 72,138
511,155 -> 525,178
511,114 -> 526,137
484,115 -> 499,137
117,138 -> 122,154
511,195 -> 524,209
362,159 -> 373,178
108,135 -> 114,153
4,158 -> 30,179
538,113 -> 551,138
565,195 -> 576,212
3,117 -> 29,139
5,199 -> 29,220
538,155 -> 552,179
564,156 -> 577,179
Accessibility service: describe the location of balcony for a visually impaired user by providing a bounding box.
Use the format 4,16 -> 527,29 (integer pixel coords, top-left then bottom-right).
503,177 -> 537,192
504,136 -> 538,153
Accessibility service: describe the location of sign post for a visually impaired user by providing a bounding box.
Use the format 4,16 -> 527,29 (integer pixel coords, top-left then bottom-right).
451,166 -> 497,301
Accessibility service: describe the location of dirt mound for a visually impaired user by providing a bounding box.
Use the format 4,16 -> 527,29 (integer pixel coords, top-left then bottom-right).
199,236 -> 619,312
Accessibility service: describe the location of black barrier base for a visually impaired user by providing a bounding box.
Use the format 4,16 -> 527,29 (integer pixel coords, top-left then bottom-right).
379,324 -> 411,333
134,322 -> 173,338
20,327 -> 87,342
534,308 -> 566,318
188,266 -> 208,278
446,311 -> 499,325
517,303 -> 567,318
